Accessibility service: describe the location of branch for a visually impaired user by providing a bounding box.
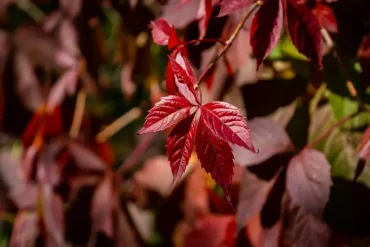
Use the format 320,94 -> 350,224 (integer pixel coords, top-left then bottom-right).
196,1 -> 262,86
69,90 -> 87,139
307,110 -> 360,148
95,107 -> 142,143
321,29 -> 365,109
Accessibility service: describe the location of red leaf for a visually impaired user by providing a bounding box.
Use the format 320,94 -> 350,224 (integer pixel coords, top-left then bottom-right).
201,102 -> 255,152
250,0 -> 283,68
219,0 -> 253,16
197,0 -> 212,39
116,207 -> 140,247
312,3 -> 338,33
151,18 -> 172,46
236,169 -> 276,230
10,211 -> 39,247
68,142 -> 107,171
166,62 -> 178,95
233,117 -> 294,167
357,126 -> 370,161
166,113 -> 197,188
285,0 -> 323,68
58,20 -> 80,56
257,222 -> 281,247
287,202 -> 331,247
195,117 -> 234,199
59,0 -> 82,18
91,173 -> 115,237
168,27 -> 181,50
138,95 -> 198,134
286,149 -> 331,217
168,55 -> 200,104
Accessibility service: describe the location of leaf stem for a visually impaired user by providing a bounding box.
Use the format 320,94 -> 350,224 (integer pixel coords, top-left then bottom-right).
321,29 -> 365,109
307,110 -> 361,148
196,1 -> 262,86
69,90 -> 87,139
95,107 -> 142,143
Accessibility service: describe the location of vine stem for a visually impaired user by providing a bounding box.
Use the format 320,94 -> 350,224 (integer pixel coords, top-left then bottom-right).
196,1 -> 262,86
69,90 -> 87,139
307,110 -> 360,148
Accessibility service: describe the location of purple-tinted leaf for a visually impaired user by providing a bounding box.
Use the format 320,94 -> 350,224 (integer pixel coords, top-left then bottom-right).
201,102 -> 256,152
68,142 -> 107,171
42,185 -> 65,247
46,66 -> 79,112
285,0 -> 323,68
138,95 -> 198,134
287,202 -> 331,247
58,20 -> 80,57
233,117 -> 294,167
166,113 -> 197,188
10,211 -> 39,247
219,0 -> 253,16
236,169 -> 276,230
59,0 -> 82,18
195,117 -> 234,201
250,0 -> 283,68
91,173 -> 115,237
286,149 -> 331,217
151,18 -> 172,46
14,52 -> 44,112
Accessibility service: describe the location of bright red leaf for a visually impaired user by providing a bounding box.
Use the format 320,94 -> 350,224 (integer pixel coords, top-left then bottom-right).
312,3 -> 338,33
166,113 -> 197,187
285,0 -> 323,68
286,149 -> 331,217
151,18 -> 173,46
138,95 -> 198,134
197,0 -> 212,39
250,0 -> 283,68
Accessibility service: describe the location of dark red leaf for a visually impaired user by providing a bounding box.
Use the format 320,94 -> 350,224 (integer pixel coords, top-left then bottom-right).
10,211 -> 39,247
197,0 -> 213,39
358,34 -> 370,87
286,149 -> 331,217
91,173 -> 115,237
168,55 -> 200,104
138,95 -> 198,134
312,3 -> 338,33
151,18 -> 172,46
257,222 -> 281,247
116,207 -> 140,247
285,0 -> 323,68
68,141 -> 107,171
195,116 -> 234,200
166,113 -> 197,188
205,65 -> 216,89
219,0 -> 253,16
165,62 -> 178,95
168,28 -> 181,50
201,102 -> 256,152
250,0 -> 283,68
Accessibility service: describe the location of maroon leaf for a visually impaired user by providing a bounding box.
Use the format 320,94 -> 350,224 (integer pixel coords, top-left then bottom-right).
166,62 -> 178,95
236,169 -> 276,230
151,18 -> 172,46
116,207 -> 139,247
286,149 -> 331,217
358,34 -> 370,87
233,117 -> 294,167
91,172 -> 115,237
285,0 -> 323,68
197,0 -> 212,39
166,113 -> 197,188
195,117 -> 234,199
250,0 -> 283,68
219,0 -> 253,16
258,222 -> 281,247
68,142 -> 107,171
138,95 -> 198,134
201,102 -> 256,152
312,3 -> 338,33
41,185 -> 65,247
10,211 -> 39,247
287,202 -> 331,247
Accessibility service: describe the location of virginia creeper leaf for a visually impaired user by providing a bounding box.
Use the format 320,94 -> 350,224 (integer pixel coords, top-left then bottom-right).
286,149 -> 331,217
285,0 -> 323,68
195,117 -> 234,199
219,0 -> 253,16
312,3 -> 338,33
358,126 -> 370,161
151,18 -> 172,46
10,211 -> 39,247
201,102 -> 256,152
250,0 -> 283,68
138,95 -> 198,134
68,142 -> 107,171
197,0 -> 212,39
166,113 -> 197,188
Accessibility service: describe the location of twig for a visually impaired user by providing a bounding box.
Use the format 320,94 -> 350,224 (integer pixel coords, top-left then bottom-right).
96,107 -> 142,143
321,29 -> 364,108
307,110 -> 360,148
69,90 -> 87,139
196,1 -> 262,86
17,0 -> 45,22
